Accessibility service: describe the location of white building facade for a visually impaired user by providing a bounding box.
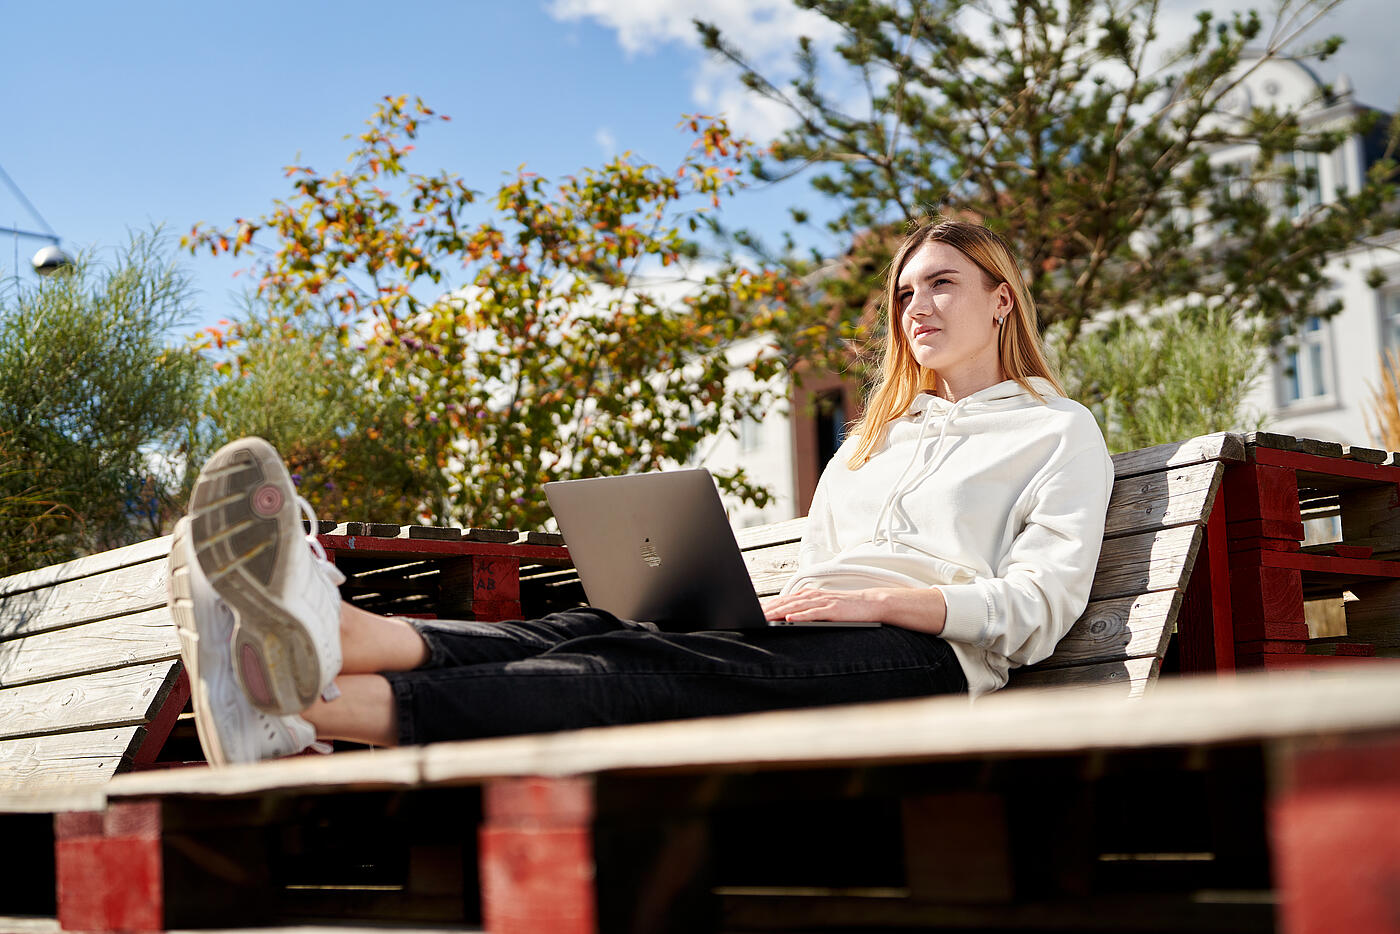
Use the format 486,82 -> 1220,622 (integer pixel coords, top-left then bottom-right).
1226,59 -> 1399,446
703,57 -> 1398,524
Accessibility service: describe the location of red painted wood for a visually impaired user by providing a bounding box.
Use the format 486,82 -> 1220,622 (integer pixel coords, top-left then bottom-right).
1329,544 -> 1377,560
55,801 -> 163,933
130,668 -> 192,768
1233,620 -> 1311,642
1226,519 -> 1306,541
1224,464 -> 1302,523
1229,565 -> 1305,625
1253,446 -> 1400,484
1271,731 -> 1400,934
319,534 -> 568,563
1251,549 -> 1400,578
485,776 -> 594,823
1205,492 -> 1235,672
473,556 -> 522,602
1177,494 -> 1235,673
480,777 -> 597,934
1227,535 -> 1301,553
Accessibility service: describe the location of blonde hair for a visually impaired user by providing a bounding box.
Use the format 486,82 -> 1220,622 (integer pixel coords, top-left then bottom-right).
847,218 -> 1063,468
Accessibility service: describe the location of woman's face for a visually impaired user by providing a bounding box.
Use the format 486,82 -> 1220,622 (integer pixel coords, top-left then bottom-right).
896,240 -> 1011,383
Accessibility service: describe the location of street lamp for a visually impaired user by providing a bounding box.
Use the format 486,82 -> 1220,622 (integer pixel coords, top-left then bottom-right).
0,160 -> 74,276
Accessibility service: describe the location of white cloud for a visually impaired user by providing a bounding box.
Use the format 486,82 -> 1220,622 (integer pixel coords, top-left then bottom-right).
547,0 -> 847,140
595,126 -> 618,155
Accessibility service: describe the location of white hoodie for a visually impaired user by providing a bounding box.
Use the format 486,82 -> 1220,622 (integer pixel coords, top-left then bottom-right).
781,377 -> 1114,696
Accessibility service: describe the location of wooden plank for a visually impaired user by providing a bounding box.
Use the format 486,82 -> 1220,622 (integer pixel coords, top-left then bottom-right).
1296,438 -> 1344,458
104,665 -> 1400,801
1109,432 -> 1245,479
1339,484 -> 1400,555
0,726 -> 144,798
0,608 -> 179,689
744,544 -> 803,596
0,661 -> 181,742
1253,447 -> 1400,485
1009,657 -> 1158,696
1272,733 -> 1400,934
1035,591 -> 1179,669
320,534 -> 570,565
1343,444 -> 1389,464
735,516 -> 806,551
1102,461 -> 1222,539
1090,525 -> 1200,602
748,525 -> 1200,602
1343,580 -> 1400,649
1244,431 -> 1299,451
0,558 -> 168,642
1250,549 -> 1400,579
0,535 -> 169,600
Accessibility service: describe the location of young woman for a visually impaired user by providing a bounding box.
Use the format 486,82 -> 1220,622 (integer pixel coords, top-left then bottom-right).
167,218 -> 1114,765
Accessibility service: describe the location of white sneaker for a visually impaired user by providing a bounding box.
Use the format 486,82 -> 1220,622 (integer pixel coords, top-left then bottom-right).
167,518 -> 319,765
188,437 -> 345,716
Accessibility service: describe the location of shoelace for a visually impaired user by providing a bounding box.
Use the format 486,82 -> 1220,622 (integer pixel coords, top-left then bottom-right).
297,494 -> 345,704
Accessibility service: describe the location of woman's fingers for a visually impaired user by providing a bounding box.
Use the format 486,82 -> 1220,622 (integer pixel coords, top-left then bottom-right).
762,589 -> 875,621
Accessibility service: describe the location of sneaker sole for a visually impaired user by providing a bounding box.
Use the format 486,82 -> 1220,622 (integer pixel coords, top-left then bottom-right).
189,438 -> 324,716
167,520 -> 232,766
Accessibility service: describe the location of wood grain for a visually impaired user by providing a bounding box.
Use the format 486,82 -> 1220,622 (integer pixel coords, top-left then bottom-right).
1109,432 -> 1245,479
1010,657 -> 1159,697
1037,591 -> 1180,669
0,661 -> 181,742
0,536 -> 169,599
0,608 -> 179,689
1090,525 -> 1200,602
0,558 -> 168,642
735,516 -> 806,551
103,665 -> 1400,799
1103,462 -> 1222,539
0,725 -> 144,797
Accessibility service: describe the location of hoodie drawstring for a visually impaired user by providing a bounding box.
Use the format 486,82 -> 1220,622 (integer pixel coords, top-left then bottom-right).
870,397 -> 964,547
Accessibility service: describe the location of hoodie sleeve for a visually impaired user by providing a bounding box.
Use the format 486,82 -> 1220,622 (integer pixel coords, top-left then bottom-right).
937,442 -> 1114,668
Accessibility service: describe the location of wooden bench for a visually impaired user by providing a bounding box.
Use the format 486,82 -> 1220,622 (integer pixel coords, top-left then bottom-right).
738,431 -> 1244,695
7,430 -> 1400,933
0,536 -> 186,801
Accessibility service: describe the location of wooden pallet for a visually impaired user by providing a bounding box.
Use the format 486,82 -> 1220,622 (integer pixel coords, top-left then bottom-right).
1224,431 -> 1400,668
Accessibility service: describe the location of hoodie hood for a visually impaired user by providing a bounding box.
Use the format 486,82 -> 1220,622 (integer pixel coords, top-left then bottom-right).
903,376 -> 1057,418
868,378 -> 1058,549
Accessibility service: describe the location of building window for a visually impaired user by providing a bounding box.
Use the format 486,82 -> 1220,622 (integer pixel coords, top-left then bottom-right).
738,415 -> 763,454
814,389 -> 847,472
1382,289 -> 1400,351
1282,150 -> 1322,218
1277,316 -> 1332,406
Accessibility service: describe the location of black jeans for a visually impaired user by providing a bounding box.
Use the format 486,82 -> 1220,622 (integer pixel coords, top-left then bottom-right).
383,607 -> 967,745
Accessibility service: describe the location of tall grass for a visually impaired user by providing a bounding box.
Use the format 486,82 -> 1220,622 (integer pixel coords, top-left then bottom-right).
1366,350 -> 1400,452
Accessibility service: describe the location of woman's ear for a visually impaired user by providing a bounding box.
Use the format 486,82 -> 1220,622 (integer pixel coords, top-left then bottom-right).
996,282 -> 1013,314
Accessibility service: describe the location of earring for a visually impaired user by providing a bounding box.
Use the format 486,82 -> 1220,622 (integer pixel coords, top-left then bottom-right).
995,315 -> 1005,326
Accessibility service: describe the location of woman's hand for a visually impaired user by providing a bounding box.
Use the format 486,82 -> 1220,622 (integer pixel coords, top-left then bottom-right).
761,587 -> 947,635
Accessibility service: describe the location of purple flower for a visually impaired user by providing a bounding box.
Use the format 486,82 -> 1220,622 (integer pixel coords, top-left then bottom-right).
291,473 -> 302,485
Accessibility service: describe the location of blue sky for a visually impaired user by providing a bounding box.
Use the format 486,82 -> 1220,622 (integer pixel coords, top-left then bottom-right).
1,0 -> 1393,332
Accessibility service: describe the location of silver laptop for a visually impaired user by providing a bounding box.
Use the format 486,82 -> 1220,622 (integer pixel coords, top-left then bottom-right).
543,468 -> 880,631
